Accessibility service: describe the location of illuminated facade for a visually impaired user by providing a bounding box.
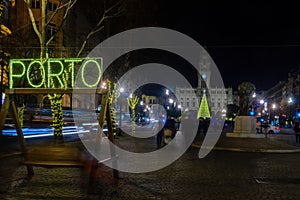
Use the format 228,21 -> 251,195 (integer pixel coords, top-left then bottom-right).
9,1 -> 72,107
176,53 -> 235,118
10,0 -> 65,57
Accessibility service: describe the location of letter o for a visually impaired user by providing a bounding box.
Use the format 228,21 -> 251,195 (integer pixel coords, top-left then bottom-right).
81,59 -> 102,88
27,61 -> 45,88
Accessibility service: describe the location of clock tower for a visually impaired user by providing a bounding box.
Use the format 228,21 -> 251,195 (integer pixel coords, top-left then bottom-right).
198,54 -> 211,89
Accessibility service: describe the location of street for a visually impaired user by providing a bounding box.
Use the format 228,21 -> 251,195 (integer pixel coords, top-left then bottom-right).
1,131 -> 300,199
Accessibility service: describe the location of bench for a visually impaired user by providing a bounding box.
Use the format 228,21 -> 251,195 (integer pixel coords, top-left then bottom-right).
0,88 -> 117,193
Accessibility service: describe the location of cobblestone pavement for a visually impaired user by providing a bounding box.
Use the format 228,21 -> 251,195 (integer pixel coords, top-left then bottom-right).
1,134 -> 300,199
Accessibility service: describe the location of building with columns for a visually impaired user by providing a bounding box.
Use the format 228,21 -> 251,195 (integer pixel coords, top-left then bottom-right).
175,52 -> 235,118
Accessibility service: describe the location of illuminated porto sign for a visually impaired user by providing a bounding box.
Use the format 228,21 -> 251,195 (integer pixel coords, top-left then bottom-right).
9,58 -> 103,89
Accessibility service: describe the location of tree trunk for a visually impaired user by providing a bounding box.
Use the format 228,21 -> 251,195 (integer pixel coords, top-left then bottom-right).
50,95 -> 64,141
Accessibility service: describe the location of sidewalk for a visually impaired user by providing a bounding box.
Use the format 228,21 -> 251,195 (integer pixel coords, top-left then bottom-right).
1,132 -> 300,160
192,133 -> 300,153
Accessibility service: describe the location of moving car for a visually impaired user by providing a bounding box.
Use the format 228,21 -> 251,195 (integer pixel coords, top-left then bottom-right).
260,124 -> 280,134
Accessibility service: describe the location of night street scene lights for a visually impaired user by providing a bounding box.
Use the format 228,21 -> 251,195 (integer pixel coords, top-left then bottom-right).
100,81 -> 107,90
119,87 -> 124,93
118,87 -> 125,131
165,89 -> 169,96
287,97 -> 295,121
288,97 -> 293,104
163,89 -> 180,118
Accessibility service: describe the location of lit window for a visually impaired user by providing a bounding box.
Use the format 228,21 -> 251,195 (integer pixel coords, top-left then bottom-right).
31,0 -> 40,9
47,2 -> 57,11
46,23 -> 57,41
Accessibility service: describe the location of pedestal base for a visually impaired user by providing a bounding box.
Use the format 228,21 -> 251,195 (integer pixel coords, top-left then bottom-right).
226,132 -> 265,138
226,116 -> 263,138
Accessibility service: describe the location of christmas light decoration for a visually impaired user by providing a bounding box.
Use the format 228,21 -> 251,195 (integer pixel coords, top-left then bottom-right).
107,80 -> 117,137
197,93 -> 211,119
9,58 -> 102,89
127,95 -> 139,134
17,104 -> 25,128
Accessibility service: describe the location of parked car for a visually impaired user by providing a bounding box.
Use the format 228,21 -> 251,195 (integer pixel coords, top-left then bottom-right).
261,124 -> 280,134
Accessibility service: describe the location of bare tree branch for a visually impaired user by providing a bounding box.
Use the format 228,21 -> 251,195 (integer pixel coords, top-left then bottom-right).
76,25 -> 104,57
76,0 -> 124,57
46,0 -> 77,46
24,0 -> 43,50
46,0 -> 64,26
63,0 -> 77,18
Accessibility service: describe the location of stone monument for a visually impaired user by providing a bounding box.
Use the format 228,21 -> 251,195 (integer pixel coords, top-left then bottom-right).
226,82 -> 264,138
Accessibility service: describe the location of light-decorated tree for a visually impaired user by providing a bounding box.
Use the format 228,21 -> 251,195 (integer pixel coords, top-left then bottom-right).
0,1 -> 13,110
0,0 -> 13,37
23,0 -> 124,140
0,49 -> 9,87
197,92 -> 211,119
127,95 -> 139,134
107,80 -> 118,138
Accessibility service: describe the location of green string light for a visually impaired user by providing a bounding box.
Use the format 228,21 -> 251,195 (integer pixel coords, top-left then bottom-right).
128,95 -> 139,134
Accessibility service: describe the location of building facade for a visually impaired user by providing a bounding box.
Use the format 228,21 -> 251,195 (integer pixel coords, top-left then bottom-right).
9,1 -> 72,107
175,51 -> 235,118
262,66 -> 300,122
11,0 -> 65,57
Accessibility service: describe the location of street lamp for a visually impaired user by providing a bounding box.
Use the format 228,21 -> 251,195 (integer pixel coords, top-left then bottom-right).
260,99 -> 265,105
0,49 -> 5,110
101,81 -> 107,90
271,103 -> 278,125
258,99 -> 265,133
165,89 -> 169,96
118,87 -> 124,132
287,97 -> 294,120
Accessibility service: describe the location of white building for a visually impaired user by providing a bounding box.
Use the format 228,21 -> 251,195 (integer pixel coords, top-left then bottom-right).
175,87 -> 199,112
175,53 -> 235,117
208,87 -> 233,116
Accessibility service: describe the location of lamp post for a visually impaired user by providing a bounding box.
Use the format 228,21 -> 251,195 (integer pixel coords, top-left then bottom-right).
0,49 -> 4,110
271,103 -> 277,124
119,87 -> 124,132
259,99 -> 265,133
287,97 -> 293,120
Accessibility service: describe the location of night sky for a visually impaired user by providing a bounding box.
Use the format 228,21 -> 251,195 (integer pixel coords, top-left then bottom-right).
81,1 -> 300,92
132,0 -> 300,91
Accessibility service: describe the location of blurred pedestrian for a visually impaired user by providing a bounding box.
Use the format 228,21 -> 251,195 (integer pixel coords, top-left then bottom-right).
164,115 -> 176,139
294,122 -> 300,144
156,118 -> 164,149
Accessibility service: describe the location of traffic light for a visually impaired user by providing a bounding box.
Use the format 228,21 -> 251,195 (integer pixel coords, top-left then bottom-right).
260,117 -> 264,123
249,110 -> 255,116
296,108 -> 300,119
